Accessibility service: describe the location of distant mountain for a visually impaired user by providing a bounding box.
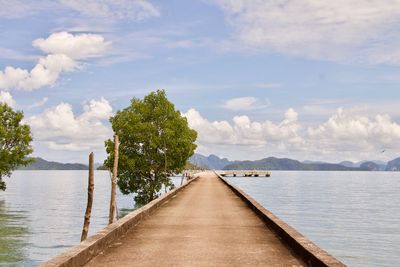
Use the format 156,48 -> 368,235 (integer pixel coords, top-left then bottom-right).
359,161 -> 385,171
223,157 -> 356,171
385,157 -> 400,171
189,154 -> 233,170
18,157 -> 88,170
358,160 -> 386,167
339,160 -> 387,168
339,161 -> 359,168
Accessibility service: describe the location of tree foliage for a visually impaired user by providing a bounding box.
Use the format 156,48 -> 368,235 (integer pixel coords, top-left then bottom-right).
104,90 -> 197,206
0,104 -> 33,190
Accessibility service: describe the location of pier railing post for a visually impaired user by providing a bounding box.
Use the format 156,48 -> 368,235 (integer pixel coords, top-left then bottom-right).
81,152 -> 94,242
109,135 -> 119,224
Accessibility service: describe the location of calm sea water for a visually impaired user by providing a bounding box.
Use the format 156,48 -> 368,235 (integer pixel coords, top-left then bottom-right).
227,171 -> 400,267
1,171 -> 399,266
0,171 -> 184,266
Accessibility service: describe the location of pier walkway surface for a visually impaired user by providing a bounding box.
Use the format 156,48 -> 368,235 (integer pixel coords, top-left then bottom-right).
85,172 -> 304,266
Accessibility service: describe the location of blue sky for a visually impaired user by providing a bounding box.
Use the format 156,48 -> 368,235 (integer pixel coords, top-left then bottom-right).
1,0 -> 400,163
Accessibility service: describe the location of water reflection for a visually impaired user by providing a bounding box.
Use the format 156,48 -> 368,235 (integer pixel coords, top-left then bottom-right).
0,200 -> 29,265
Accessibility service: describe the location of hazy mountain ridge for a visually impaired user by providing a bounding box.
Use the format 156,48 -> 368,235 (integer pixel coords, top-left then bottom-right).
190,153 -> 400,171
385,157 -> 400,171
359,161 -> 386,171
16,155 -> 400,171
223,157 -> 357,171
18,157 -> 88,170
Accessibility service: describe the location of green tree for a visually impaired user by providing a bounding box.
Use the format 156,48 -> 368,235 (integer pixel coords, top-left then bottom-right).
104,90 -> 197,206
0,104 -> 33,191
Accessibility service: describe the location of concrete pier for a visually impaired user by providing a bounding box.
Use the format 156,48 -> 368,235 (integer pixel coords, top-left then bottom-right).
85,172 -> 304,266
43,171 -> 345,267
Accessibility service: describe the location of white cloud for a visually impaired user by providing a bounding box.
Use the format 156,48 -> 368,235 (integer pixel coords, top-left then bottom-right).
0,54 -> 77,91
284,108 -> 298,122
183,108 -> 302,146
308,108 -> 400,151
184,107 -> 400,161
222,96 -> 256,110
33,31 -> 111,60
81,97 -> 113,120
222,96 -> 270,111
27,98 -> 113,152
0,91 -> 15,107
0,32 -> 109,91
60,0 -> 159,20
212,0 -> 400,64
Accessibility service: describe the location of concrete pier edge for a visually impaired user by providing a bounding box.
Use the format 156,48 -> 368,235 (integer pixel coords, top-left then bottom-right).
216,171 -> 346,267
40,175 -> 200,267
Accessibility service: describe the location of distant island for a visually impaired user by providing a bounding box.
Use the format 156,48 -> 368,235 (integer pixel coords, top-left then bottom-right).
18,157 -> 88,170
189,153 -> 400,171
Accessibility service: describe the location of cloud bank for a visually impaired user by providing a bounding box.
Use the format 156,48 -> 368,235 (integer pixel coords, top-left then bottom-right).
183,107 -> 400,161
21,100 -> 400,162
183,108 -> 302,146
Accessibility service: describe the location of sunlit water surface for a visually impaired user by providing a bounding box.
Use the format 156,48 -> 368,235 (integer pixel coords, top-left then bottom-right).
0,171 -> 184,266
227,171 -> 400,267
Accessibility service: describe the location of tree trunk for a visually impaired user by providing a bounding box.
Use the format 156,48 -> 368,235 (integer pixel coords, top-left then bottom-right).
81,152 -> 94,241
109,135 -> 119,224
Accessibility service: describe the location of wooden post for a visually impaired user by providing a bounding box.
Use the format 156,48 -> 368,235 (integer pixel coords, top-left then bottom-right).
180,171 -> 185,186
81,152 -> 94,242
109,135 -> 119,224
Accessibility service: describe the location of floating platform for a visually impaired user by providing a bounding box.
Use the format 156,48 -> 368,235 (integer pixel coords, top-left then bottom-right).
219,170 -> 271,177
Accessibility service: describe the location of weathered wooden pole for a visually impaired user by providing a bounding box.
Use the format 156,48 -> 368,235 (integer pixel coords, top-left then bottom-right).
109,135 -> 119,224
180,171 -> 185,186
81,152 -> 94,242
